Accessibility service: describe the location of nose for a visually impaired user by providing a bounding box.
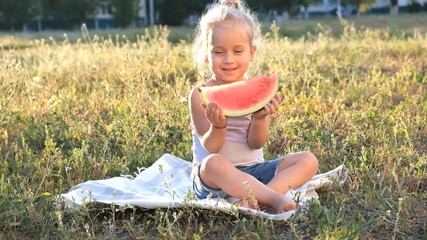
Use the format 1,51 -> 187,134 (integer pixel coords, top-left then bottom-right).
224,52 -> 233,64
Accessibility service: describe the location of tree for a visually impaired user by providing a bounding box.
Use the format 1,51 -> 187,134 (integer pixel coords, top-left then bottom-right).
247,0 -> 296,13
41,0 -> 64,20
246,0 -> 296,21
390,0 -> 399,15
39,0 -> 99,29
294,0 -> 320,19
111,0 -> 139,28
0,0 -> 38,30
61,0 -> 100,26
156,0 -> 211,26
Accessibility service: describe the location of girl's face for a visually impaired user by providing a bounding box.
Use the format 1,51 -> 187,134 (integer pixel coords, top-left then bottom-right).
206,19 -> 255,84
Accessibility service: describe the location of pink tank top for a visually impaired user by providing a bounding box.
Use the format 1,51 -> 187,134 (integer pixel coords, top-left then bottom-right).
191,114 -> 265,168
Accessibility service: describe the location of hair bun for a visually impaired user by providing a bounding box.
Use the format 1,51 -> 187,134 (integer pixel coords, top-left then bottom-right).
220,0 -> 241,9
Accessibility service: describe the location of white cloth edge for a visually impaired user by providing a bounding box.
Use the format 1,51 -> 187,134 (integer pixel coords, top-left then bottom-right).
59,154 -> 348,220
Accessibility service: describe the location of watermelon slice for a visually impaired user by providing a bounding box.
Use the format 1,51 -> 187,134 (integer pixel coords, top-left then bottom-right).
199,75 -> 279,117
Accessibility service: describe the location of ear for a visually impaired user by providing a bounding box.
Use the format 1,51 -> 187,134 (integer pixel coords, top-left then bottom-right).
250,46 -> 256,61
204,56 -> 209,64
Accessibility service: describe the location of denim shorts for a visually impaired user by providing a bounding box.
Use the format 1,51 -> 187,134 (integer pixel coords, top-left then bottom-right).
192,157 -> 284,199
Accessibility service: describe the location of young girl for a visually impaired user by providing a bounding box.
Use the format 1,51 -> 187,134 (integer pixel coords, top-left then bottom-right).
189,0 -> 319,213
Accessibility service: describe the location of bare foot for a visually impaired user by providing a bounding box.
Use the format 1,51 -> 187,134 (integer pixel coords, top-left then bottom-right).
259,205 -> 276,214
271,194 -> 296,214
234,198 -> 259,209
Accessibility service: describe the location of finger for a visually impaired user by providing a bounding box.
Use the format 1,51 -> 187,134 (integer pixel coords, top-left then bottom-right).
266,103 -> 274,113
207,103 -> 221,124
275,93 -> 282,103
270,98 -> 280,110
212,103 -> 221,117
258,104 -> 269,115
266,101 -> 279,114
210,102 -> 218,108
217,106 -> 223,118
205,104 -> 215,119
211,103 -> 222,117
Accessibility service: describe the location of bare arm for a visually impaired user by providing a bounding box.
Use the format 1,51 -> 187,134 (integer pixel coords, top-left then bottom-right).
248,115 -> 270,149
248,94 -> 281,149
189,86 -> 228,153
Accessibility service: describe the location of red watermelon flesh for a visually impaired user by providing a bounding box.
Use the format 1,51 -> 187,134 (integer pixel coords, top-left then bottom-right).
199,75 -> 279,117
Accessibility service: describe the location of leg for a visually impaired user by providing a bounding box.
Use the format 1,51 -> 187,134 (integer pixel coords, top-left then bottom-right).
267,151 -> 319,193
200,154 -> 295,213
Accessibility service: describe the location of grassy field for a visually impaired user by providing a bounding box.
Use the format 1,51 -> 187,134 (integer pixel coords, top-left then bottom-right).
4,13 -> 427,44
1,14 -> 426,239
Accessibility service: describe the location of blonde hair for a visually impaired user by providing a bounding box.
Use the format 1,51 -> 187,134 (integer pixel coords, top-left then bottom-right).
192,0 -> 261,73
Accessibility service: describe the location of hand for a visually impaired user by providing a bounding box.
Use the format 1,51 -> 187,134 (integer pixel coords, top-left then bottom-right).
253,93 -> 282,120
202,102 -> 227,128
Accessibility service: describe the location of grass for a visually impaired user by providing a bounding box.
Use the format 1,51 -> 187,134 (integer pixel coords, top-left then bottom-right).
274,13 -> 427,39
1,14 -> 426,239
3,13 -> 427,44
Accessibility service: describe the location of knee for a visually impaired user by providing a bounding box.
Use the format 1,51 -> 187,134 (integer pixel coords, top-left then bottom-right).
301,151 -> 319,173
200,154 -> 227,175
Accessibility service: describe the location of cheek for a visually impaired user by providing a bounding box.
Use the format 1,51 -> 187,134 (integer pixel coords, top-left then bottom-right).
207,55 -> 220,65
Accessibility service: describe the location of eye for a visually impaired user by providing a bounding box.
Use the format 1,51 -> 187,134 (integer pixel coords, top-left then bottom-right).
234,49 -> 243,54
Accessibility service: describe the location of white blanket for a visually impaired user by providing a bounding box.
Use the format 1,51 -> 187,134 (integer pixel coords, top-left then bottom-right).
60,154 -> 347,220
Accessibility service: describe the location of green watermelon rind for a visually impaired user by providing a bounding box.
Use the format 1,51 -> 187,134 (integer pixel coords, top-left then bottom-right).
199,75 -> 279,117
